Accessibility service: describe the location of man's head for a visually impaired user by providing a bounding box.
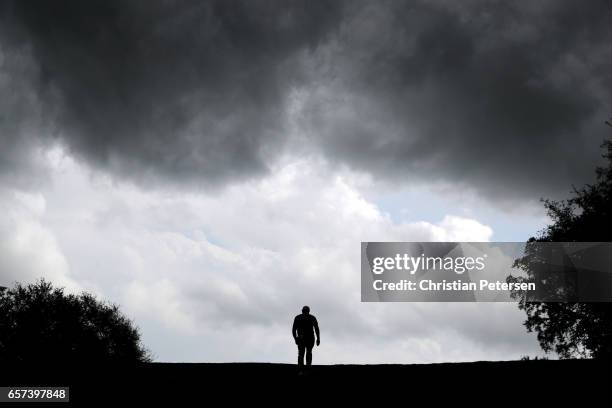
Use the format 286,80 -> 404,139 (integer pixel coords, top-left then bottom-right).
302,305 -> 310,315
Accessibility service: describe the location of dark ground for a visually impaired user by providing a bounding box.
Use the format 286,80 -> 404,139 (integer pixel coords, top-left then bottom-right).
0,359 -> 607,405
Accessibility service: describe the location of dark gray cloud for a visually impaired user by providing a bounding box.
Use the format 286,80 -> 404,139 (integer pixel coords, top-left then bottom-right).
2,0 -> 612,202
0,0 -> 344,187
0,39 -> 56,189
298,0 -> 612,202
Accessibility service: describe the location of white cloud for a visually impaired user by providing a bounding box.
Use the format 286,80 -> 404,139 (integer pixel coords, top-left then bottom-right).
0,187 -> 79,291
0,146 -> 542,363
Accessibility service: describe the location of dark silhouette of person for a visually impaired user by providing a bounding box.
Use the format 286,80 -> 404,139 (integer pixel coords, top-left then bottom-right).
292,306 -> 320,367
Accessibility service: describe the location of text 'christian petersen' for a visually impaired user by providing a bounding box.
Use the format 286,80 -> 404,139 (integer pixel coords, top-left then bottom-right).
373,279 -> 535,292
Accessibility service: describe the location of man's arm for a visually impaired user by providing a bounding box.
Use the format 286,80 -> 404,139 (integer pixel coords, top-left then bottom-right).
314,317 -> 320,346
292,317 -> 298,343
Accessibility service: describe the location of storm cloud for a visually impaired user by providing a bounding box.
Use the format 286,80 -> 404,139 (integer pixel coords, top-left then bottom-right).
295,0 -> 612,202
1,0 -> 344,187
2,0 -> 612,200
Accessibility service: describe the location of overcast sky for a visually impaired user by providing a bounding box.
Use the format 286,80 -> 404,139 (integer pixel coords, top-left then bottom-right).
1,0 -> 611,363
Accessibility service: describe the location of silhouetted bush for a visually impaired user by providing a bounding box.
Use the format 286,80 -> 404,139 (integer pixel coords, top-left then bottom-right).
0,280 -> 151,363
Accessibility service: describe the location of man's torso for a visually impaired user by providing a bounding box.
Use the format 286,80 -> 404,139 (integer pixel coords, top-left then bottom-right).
294,314 -> 316,339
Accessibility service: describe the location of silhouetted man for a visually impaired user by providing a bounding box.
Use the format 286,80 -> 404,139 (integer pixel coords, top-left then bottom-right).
292,306 -> 320,367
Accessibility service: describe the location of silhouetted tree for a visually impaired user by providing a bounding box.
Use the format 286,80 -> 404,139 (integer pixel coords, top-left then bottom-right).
0,280 -> 151,363
511,128 -> 612,359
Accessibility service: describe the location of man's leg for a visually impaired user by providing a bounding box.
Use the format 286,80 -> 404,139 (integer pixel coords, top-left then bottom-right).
297,343 -> 305,366
306,345 -> 313,366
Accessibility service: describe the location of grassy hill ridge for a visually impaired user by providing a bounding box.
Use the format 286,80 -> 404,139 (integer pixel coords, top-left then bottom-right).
0,359 -> 605,404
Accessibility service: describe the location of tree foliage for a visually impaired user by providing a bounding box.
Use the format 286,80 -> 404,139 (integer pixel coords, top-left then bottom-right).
512,134 -> 612,359
0,280 -> 151,363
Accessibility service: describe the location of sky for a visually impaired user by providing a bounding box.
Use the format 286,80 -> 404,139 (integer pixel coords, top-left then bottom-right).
1,0 -> 611,363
